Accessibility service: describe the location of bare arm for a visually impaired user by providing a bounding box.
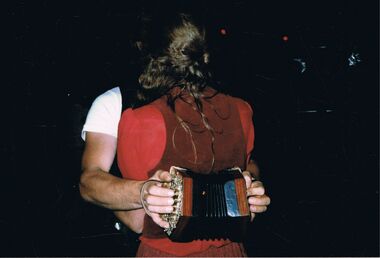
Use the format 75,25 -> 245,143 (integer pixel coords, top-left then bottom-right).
80,132 -> 173,233
80,132 -> 143,210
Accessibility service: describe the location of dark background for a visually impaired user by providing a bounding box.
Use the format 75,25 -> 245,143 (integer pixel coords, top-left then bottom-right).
2,0 -> 379,256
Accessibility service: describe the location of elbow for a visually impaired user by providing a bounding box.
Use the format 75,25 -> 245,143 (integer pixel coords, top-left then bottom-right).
133,225 -> 143,234
126,222 -> 143,234
79,172 -> 93,203
114,210 -> 145,234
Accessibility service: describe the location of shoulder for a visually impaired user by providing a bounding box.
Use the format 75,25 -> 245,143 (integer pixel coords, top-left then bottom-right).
120,102 -> 163,128
81,87 -> 122,140
93,87 -> 122,109
117,103 -> 166,178
90,86 -> 122,121
118,102 -> 166,150
229,96 -> 254,117
228,96 -> 254,138
228,96 -> 255,155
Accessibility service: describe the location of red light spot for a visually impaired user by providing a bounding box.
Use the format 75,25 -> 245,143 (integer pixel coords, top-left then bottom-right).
282,35 -> 289,42
220,28 -> 227,35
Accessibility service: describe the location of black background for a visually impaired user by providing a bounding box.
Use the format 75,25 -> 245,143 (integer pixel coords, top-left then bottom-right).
2,0 -> 379,256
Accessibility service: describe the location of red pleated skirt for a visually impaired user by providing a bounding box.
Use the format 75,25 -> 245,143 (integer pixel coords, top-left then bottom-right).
136,241 -> 247,257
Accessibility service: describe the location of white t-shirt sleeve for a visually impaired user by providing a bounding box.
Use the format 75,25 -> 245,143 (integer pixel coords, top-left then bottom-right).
81,87 -> 122,141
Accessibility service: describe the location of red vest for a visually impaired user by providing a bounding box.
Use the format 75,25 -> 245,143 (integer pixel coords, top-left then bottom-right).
140,89 -> 247,238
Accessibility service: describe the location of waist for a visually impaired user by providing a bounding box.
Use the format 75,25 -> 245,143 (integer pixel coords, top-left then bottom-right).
139,236 -> 232,256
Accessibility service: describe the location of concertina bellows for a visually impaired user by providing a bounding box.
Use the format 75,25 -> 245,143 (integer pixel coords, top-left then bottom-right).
160,166 -> 251,242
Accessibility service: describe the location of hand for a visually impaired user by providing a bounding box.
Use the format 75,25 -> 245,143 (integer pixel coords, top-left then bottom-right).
242,171 -> 271,221
140,170 -> 174,228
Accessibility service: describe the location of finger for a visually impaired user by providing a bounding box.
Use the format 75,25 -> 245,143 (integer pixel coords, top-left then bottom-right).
242,171 -> 253,188
151,170 -> 170,182
247,185 -> 265,196
250,205 -> 267,213
146,204 -> 173,214
145,195 -> 174,206
153,170 -> 172,182
248,195 -> 271,206
151,213 -> 170,228
250,212 -> 256,222
147,184 -> 174,197
250,180 -> 263,188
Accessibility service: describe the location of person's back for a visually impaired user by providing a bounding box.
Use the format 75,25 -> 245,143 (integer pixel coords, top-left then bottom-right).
117,86 -> 254,256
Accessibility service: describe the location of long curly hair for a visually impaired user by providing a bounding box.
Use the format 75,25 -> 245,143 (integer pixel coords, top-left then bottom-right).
133,13 -> 214,110
132,12 -> 219,171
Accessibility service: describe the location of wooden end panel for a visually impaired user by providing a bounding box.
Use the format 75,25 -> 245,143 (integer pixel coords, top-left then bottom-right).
182,177 -> 193,216
234,178 -> 250,216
